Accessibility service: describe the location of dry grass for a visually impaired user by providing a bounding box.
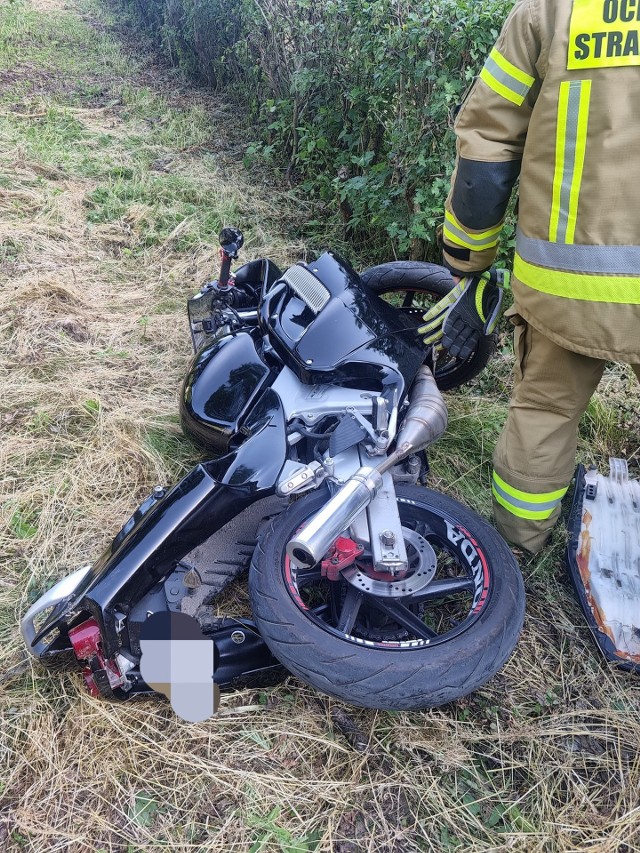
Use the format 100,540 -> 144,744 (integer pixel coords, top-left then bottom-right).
1,1 -> 640,851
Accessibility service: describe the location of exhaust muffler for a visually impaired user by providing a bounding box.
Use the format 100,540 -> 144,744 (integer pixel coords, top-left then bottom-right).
286,367 -> 447,568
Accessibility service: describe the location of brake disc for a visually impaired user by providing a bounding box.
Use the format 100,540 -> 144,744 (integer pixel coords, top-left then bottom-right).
342,528 -> 437,598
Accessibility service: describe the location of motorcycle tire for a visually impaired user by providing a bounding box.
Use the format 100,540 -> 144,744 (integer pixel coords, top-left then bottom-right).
360,261 -> 495,391
249,484 -> 524,710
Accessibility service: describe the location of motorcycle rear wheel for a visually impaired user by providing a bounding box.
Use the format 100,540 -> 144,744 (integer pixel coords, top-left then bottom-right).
249,485 -> 524,710
361,261 -> 495,391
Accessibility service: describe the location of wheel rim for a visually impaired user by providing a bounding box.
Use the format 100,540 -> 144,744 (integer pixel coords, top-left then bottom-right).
282,497 -> 493,650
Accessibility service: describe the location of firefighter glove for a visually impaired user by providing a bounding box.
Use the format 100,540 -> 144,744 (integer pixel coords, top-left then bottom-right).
418,269 -> 505,359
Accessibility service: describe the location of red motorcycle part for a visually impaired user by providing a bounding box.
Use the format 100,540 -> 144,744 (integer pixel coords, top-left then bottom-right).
69,618 -> 126,697
320,536 -> 364,581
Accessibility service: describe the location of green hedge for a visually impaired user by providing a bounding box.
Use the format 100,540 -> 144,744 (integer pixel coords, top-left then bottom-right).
120,0 -> 513,260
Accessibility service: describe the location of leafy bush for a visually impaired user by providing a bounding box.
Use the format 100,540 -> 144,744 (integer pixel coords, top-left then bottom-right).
118,0 -> 513,260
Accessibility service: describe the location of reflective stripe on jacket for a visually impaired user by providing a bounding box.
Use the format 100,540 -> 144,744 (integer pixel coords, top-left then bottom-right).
442,0 -> 640,361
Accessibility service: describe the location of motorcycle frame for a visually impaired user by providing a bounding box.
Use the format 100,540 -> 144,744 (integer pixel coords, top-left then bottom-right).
23,370 -> 424,671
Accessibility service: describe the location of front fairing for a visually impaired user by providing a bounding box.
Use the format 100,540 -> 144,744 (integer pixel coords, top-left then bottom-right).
262,251 -> 425,392
180,330 -> 274,455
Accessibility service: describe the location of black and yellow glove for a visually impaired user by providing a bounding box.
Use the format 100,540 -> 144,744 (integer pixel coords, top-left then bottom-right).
418,269 -> 507,359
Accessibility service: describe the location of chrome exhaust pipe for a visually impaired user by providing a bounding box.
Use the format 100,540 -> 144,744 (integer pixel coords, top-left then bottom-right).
286,366 -> 447,568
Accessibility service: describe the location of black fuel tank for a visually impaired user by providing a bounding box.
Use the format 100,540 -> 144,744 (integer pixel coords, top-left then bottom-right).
180,331 -> 271,455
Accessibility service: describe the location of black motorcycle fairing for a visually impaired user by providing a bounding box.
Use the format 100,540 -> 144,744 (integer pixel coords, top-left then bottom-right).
233,258 -> 283,294
203,388 -> 289,489
181,330 -> 274,455
261,251 -> 426,392
31,389 -> 288,659
28,466 -> 224,655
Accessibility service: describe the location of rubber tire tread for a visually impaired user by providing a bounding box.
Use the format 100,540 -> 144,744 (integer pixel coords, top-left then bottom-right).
249,485 -> 525,710
360,261 -> 495,391
361,260 -> 456,294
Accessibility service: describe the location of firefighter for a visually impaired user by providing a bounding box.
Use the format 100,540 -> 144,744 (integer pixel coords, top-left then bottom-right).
419,0 -> 640,554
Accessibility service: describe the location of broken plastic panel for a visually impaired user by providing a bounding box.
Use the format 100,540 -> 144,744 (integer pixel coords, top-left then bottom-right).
566,458 -> 640,671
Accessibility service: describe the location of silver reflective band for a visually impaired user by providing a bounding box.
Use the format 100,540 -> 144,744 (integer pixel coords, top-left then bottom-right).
491,478 -> 561,514
517,230 -> 640,275
482,53 -> 532,101
444,215 -> 500,248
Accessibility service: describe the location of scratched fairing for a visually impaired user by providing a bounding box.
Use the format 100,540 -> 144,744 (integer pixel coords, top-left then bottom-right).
567,458 -> 640,670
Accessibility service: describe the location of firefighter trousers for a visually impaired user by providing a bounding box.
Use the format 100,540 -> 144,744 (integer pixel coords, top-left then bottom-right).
492,308 -> 640,554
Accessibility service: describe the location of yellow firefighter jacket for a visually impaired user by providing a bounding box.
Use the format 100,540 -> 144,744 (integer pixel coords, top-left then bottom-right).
442,0 -> 640,361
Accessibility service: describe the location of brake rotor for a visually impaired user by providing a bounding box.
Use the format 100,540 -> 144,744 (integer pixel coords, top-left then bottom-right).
342,528 -> 437,598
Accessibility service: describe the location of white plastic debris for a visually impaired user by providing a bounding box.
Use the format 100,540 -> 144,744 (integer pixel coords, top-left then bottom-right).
577,458 -> 640,663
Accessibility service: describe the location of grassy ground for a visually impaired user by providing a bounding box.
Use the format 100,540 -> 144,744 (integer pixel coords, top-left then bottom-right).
1,1 -> 639,851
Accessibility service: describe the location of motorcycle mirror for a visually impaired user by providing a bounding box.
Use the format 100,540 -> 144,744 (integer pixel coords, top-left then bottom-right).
219,226 -> 244,258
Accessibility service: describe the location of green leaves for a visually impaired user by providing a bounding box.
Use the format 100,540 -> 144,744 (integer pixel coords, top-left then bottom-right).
130,792 -> 160,828
10,508 -> 38,540
248,806 -> 321,853
120,0 -> 516,259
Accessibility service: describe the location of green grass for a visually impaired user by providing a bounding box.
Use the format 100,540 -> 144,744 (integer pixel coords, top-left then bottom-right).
0,1 -> 130,90
83,170 -> 240,250
0,1 -> 248,254
118,85 -> 216,149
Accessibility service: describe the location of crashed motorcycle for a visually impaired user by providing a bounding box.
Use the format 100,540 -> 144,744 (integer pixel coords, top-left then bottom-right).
22,229 -> 525,710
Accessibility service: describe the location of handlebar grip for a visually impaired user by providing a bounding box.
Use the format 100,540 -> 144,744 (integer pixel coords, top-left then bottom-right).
218,253 -> 233,289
